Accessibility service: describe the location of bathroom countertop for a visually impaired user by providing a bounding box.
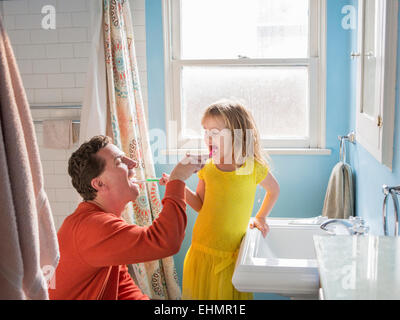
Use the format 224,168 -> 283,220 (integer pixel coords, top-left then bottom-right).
313,235 -> 400,300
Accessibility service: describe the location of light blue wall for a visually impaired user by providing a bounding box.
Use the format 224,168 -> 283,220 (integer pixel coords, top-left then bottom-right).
145,0 -> 356,299
347,0 -> 400,236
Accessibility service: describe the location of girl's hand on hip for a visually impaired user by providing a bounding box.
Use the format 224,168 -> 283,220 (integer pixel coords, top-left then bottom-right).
250,217 -> 270,238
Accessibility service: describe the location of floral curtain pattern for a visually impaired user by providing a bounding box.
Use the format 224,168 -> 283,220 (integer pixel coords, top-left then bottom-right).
102,0 -> 181,299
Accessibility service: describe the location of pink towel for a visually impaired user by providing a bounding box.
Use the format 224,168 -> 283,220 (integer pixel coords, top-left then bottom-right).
0,18 -> 59,299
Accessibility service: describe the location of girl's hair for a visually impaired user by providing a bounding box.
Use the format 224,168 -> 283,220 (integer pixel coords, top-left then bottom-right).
201,99 -> 270,168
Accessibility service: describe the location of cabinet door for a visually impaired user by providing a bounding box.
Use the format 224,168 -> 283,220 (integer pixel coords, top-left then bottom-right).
355,0 -> 398,170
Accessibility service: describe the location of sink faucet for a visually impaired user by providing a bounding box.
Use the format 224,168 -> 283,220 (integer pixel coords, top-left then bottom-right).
320,216 -> 369,235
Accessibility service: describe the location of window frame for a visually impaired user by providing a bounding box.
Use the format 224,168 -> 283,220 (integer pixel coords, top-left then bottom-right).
162,0 -> 327,151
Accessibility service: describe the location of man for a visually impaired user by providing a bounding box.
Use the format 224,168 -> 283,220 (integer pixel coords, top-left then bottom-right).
49,135 -> 205,300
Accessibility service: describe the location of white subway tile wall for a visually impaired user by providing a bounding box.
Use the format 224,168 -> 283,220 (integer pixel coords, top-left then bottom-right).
1,0 -> 148,230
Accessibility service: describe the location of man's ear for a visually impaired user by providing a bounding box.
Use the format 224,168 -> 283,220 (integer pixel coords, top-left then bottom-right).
91,178 -> 105,193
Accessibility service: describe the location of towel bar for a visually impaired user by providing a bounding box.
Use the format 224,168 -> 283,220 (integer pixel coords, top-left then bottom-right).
31,105 -> 81,125
382,185 -> 400,236
30,105 -> 81,110
33,120 -> 80,124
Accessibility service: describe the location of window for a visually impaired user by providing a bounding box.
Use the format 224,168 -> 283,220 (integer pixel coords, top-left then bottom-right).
163,0 -> 326,151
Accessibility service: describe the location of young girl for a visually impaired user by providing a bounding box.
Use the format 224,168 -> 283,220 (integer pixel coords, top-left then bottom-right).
161,100 -> 280,300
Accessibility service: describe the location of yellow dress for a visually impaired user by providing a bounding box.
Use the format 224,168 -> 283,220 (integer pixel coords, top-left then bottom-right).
182,157 -> 268,300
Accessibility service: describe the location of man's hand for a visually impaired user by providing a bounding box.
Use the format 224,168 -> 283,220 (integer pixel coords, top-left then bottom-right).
169,154 -> 208,182
159,173 -> 170,186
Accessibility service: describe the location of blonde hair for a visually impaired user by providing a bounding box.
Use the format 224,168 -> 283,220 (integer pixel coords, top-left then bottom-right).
201,99 -> 270,168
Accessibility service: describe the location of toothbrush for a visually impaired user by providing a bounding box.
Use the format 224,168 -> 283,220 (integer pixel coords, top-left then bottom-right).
134,178 -> 161,183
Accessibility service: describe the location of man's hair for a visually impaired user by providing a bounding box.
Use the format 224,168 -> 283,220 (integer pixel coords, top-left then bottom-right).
68,135 -> 111,201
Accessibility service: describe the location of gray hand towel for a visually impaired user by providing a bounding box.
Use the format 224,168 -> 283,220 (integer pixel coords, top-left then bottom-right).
322,161 -> 354,219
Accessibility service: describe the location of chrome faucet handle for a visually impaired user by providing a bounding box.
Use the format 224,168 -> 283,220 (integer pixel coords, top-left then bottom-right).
349,216 -> 365,224
350,217 -> 369,235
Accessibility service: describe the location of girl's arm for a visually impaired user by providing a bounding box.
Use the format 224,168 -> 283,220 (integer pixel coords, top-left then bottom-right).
250,172 -> 280,237
160,173 -> 205,212
185,179 -> 205,212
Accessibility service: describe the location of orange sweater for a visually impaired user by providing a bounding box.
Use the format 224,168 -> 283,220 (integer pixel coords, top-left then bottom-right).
49,180 -> 186,300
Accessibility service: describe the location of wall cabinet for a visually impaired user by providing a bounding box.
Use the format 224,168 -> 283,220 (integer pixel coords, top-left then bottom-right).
355,0 -> 398,170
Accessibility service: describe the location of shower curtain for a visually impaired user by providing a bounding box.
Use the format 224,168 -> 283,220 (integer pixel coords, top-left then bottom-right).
99,0 -> 180,299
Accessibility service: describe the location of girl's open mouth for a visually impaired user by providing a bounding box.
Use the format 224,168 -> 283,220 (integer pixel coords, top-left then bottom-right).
209,145 -> 218,156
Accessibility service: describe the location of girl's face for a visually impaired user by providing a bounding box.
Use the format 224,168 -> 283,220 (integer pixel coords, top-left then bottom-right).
202,116 -> 233,164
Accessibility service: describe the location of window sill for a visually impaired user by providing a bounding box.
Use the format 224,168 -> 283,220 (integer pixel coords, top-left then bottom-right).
160,148 -> 332,156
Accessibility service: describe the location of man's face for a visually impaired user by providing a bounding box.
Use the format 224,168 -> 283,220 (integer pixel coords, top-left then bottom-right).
96,144 -> 140,203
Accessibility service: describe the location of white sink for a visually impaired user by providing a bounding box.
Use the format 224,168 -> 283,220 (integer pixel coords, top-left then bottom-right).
232,218 -> 329,299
